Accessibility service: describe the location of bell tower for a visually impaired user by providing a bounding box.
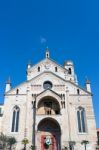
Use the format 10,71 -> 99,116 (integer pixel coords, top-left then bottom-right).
45,47 -> 50,58
85,79 -> 91,93
5,77 -> 11,93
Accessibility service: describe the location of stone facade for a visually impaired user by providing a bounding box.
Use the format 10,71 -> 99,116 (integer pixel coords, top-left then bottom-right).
0,49 -> 97,150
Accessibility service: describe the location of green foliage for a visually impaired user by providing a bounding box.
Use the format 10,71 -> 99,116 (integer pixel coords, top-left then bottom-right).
0,132 -> 8,150
0,132 -> 17,150
22,138 -> 29,150
69,141 -> 76,145
30,145 -> 36,150
7,136 -> 17,150
81,140 -> 89,150
81,140 -> 89,145
22,138 -> 29,145
69,141 -> 76,150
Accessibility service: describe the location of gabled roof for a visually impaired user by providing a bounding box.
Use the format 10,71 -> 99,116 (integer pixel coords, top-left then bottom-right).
5,70 -> 92,96
27,57 -> 68,72
36,88 -> 61,98
29,71 -> 92,95
5,59 -> 92,97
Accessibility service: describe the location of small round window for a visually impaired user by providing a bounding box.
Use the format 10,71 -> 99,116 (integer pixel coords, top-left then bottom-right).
43,81 -> 53,90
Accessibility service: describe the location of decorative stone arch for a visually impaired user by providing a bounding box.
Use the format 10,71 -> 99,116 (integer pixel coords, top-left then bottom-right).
37,96 -> 61,115
37,117 -> 61,133
37,117 -> 61,150
36,89 -> 62,109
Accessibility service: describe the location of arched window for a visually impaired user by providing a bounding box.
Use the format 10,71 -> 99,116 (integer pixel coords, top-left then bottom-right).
77,89 -> 80,95
47,53 -> 48,58
11,106 -> 20,132
38,66 -> 40,72
68,68 -> 72,74
16,89 -> 19,95
55,67 -> 57,72
77,107 -> 86,133
43,81 -> 53,90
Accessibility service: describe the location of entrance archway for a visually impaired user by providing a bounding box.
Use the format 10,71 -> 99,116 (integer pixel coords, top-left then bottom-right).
37,118 -> 61,150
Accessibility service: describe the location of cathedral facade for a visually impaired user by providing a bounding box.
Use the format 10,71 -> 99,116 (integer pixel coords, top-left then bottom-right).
0,49 -> 97,150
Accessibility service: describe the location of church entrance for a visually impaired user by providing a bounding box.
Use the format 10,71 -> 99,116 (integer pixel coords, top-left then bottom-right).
37,118 -> 61,150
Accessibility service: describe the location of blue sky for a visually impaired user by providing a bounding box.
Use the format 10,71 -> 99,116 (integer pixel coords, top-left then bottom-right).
0,0 -> 99,127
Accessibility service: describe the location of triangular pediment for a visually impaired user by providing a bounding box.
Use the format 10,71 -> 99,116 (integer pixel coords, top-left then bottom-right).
37,89 -> 61,99
29,71 -> 91,95
28,58 -> 67,72
27,58 -> 68,81
36,89 -> 62,108
5,70 -> 91,96
29,71 -> 66,92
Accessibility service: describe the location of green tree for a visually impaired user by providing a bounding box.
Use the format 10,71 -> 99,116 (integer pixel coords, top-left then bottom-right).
22,138 -> 29,150
0,132 -> 8,150
30,145 -> 35,150
7,136 -> 17,150
69,141 -> 76,150
81,140 -> 89,150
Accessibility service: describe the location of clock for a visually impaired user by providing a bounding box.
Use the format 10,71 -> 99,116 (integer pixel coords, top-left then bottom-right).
45,61 -> 50,69
45,64 -> 50,69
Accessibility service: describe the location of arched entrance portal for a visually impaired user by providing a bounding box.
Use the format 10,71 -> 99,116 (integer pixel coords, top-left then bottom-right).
37,118 -> 61,150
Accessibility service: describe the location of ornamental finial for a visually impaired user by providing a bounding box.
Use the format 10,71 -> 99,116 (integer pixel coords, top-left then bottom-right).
45,47 -> 50,58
